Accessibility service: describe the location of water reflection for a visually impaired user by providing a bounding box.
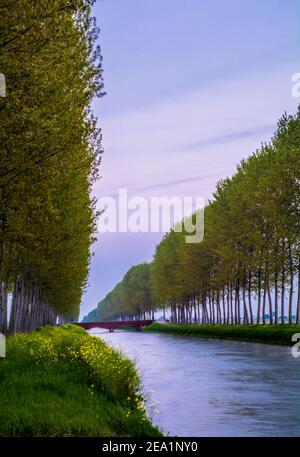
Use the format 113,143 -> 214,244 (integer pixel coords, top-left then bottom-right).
91,330 -> 300,437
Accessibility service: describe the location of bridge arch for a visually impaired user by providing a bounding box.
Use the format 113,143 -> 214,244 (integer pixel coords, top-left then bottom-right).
75,320 -> 154,332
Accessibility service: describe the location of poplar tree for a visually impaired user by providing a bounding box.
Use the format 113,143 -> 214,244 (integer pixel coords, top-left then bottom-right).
0,0 -> 103,333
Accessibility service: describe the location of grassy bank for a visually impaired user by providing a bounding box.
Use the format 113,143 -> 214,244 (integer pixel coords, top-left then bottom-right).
0,325 -> 161,437
145,322 -> 300,346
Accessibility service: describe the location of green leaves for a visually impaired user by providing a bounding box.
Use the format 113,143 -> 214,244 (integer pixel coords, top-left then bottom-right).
0,1 -> 103,328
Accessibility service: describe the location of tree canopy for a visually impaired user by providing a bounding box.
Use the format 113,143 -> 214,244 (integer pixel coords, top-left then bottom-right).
0,0 -> 103,333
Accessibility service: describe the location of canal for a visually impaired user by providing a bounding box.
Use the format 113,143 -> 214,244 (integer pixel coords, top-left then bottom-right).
91,330 -> 300,437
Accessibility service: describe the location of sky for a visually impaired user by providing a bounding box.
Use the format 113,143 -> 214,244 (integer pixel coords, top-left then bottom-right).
80,0 -> 300,319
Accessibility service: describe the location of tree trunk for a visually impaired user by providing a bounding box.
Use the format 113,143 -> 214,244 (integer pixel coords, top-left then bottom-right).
235,278 -> 241,325
226,284 -> 230,325
9,275 -> 19,334
202,293 -> 207,324
208,292 -> 212,324
267,281 -> 273,325
0,282 -> 7,335
288,244 -> 294,325
222,286 -> 226,325
281,243 -> 286,324
274,267 -> 278,325
256,268 -> 261,324
248,270 -> 253,324
242,270 -> 249,324
229,283 -> 233,325
262,275 -> 267,325
212,291 -> 215,324
296,262 -> 300,325
216,291 -> 221,324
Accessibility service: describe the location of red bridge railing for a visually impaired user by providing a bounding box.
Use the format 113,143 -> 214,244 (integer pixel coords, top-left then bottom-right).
75,319 -> 154,332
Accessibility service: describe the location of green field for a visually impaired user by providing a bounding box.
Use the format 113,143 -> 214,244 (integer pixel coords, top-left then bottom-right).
145,322 -> 300,346
0,325 -> 161,437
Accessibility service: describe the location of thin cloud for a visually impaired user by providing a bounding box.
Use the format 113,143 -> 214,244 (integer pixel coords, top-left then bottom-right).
98,171 -> 224,199
170,124 -> 276,153
131,172 -> 223,193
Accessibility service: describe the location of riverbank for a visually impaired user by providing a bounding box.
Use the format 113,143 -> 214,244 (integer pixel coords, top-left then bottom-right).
145,322 -> 300,346
0,325 -> 161,437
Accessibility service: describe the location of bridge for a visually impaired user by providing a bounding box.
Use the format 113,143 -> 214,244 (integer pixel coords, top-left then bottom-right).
75,319 -> 154,332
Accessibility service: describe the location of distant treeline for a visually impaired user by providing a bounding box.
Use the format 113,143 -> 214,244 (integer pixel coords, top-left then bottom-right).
84,263 -> 155,322
0,1 -> 103,334
84,109 -> 300,325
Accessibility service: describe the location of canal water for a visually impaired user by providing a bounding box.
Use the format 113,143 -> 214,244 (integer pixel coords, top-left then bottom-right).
91,330 -> 300,437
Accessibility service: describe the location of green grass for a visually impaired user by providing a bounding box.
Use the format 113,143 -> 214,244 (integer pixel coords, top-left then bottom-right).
0,325 -> 161,437
145,322 -> 300,346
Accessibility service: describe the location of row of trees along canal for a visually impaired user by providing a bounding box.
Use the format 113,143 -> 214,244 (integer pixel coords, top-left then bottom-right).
0,1 -> 103,334
84,109 -> 300,326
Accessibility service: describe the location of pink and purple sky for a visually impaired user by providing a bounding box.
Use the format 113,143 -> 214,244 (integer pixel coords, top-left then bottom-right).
81,0 -> 300,319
